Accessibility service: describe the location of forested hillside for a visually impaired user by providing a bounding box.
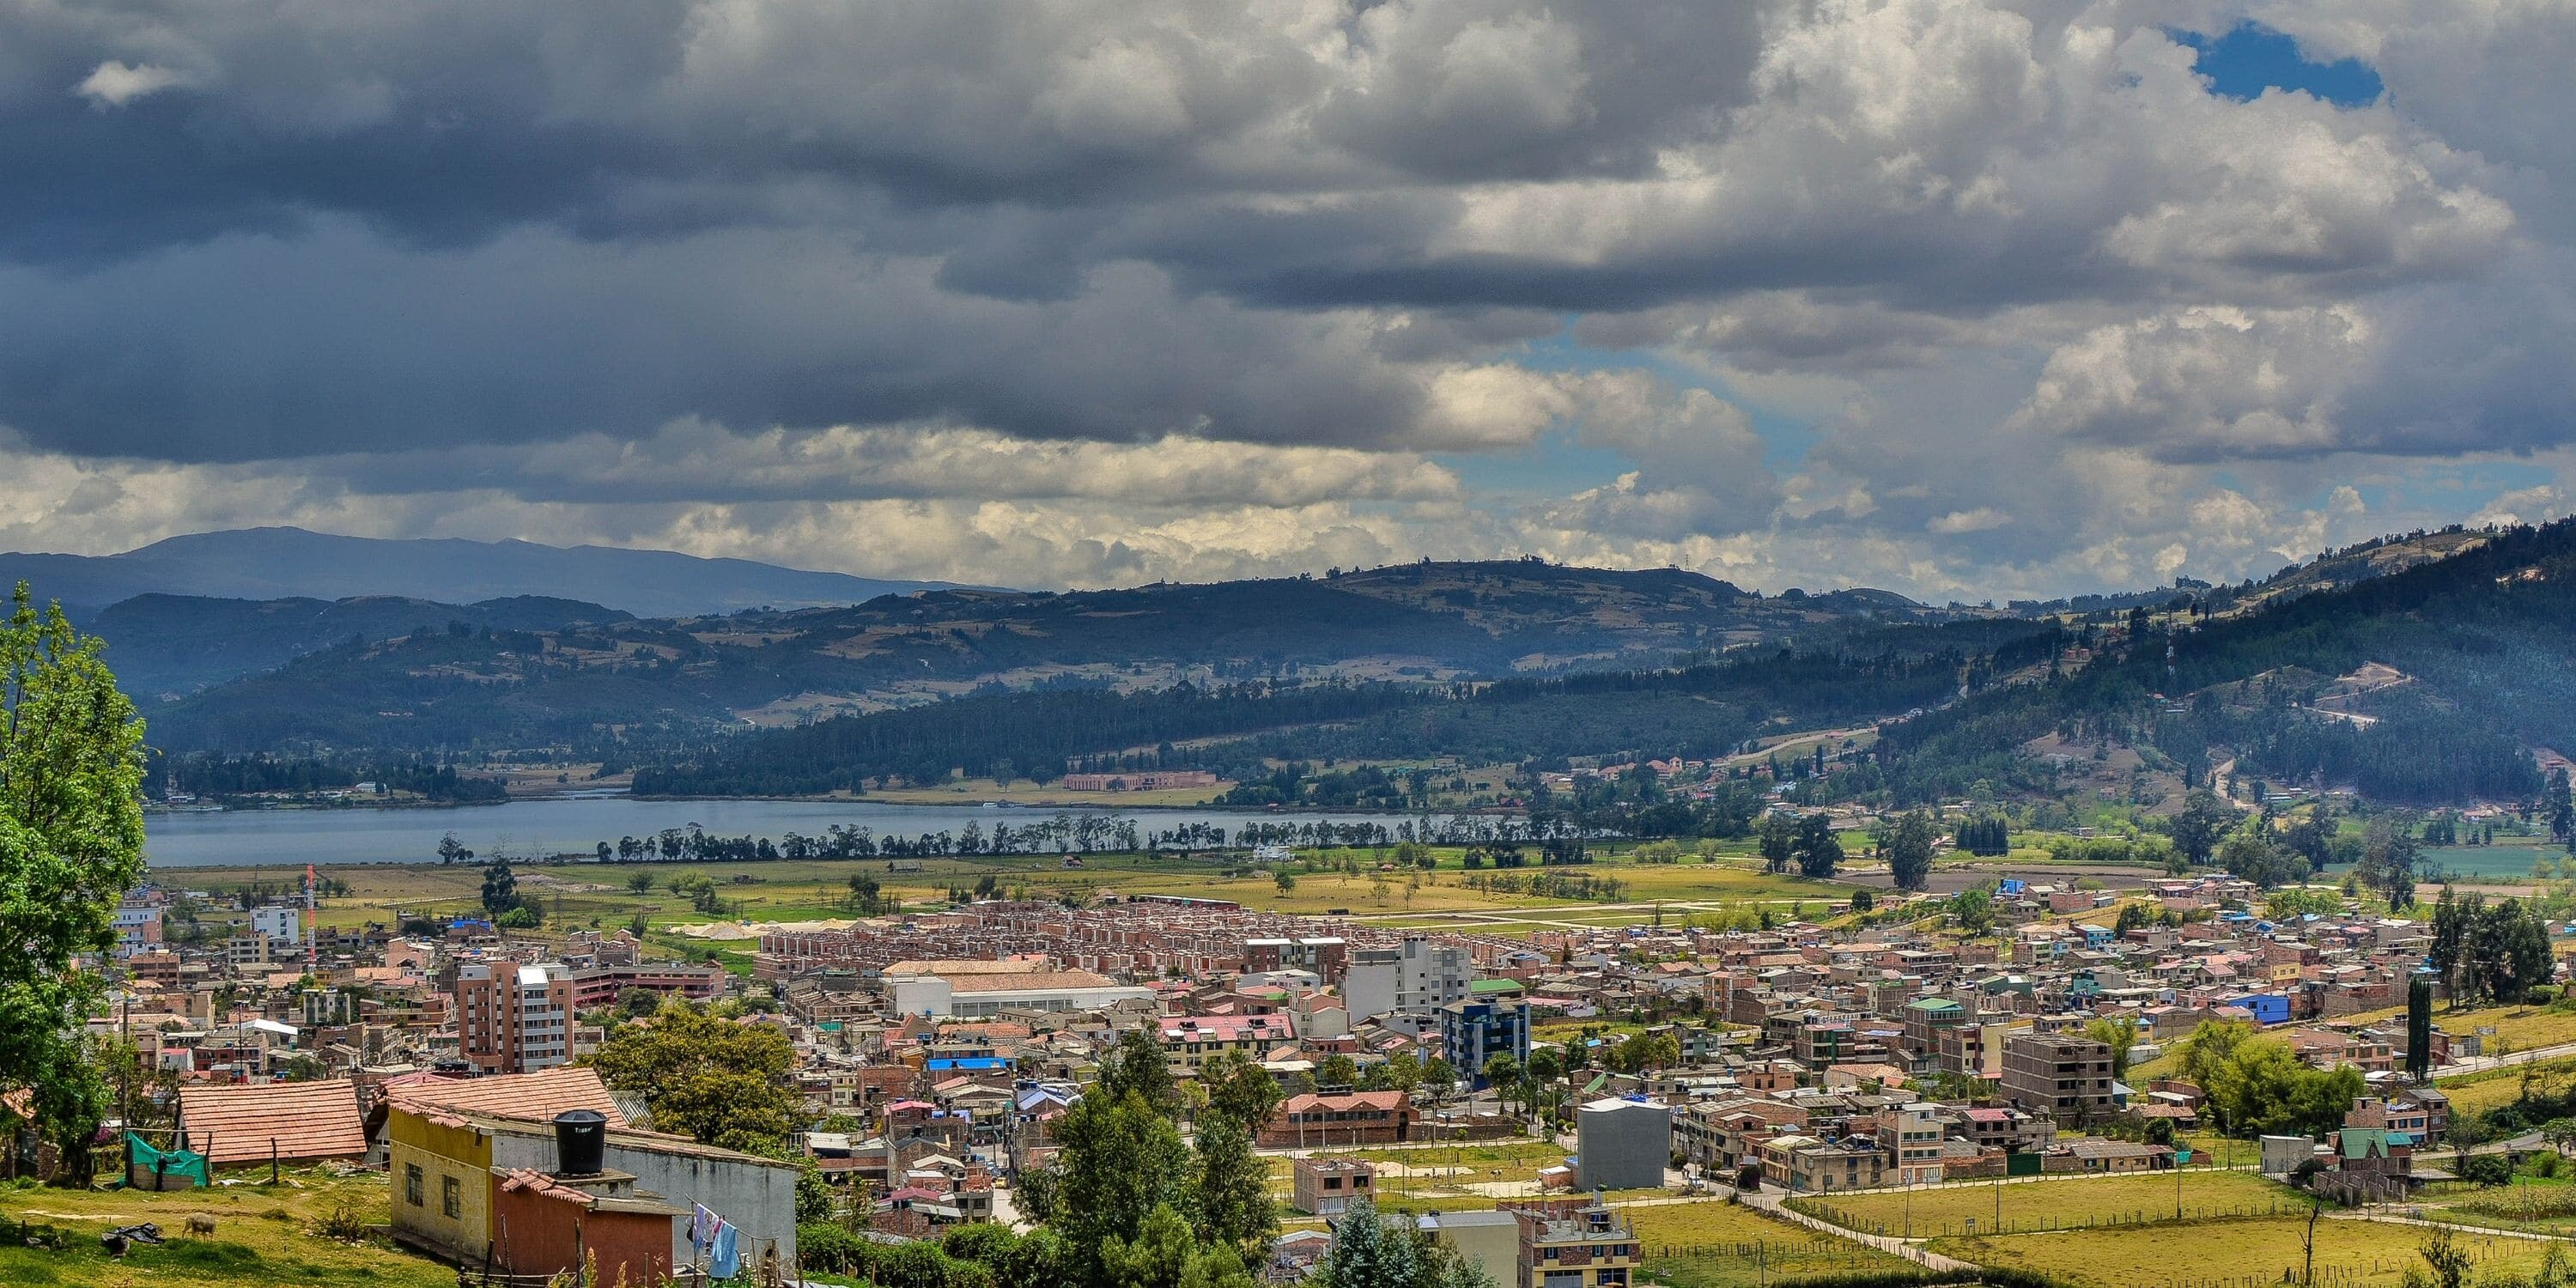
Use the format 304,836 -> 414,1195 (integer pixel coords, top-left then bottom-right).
636,627 -> 2044,796
128,559 -> 1941,755
1866,519 -> 2576,807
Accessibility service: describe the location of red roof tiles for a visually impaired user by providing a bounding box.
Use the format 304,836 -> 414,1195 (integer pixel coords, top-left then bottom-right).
177,1079 -> 368,1166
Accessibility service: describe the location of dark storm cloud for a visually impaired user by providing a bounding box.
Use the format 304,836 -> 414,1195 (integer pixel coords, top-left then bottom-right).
1,0 -> 2573,598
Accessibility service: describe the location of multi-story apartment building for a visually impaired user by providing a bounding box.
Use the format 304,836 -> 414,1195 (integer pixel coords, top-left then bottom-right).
1937,1021 -> 2014,1080
251,906 -> 304,945
457,962 -> 574,1074
1344,935 -> 1471,1022
1242,936 -> 1351,982
1441,997 -> 1530,1088
1878,1103 -> 1946,1184
1511,1198 -> 1639,1288
1156,1014 -> 1294,1074
2000,1032 -> 2114,1125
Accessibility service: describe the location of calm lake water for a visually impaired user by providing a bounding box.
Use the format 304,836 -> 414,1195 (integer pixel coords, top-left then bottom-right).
141,797 -> 1436,868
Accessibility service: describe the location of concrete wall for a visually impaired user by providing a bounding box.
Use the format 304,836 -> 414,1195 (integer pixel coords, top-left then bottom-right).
490,1127 -> 799,1269
2261,1134 -> 2319,1176
1343,960 -> 1398,1023
1427,1213 -> 1519,1287
1577,1100 -> 1672,1192
888,975 -> 953,1018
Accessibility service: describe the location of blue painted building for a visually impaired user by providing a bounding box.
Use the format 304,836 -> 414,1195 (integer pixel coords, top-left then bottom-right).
2223,993 -> 2291,1025
1440,997 -> 1531,1087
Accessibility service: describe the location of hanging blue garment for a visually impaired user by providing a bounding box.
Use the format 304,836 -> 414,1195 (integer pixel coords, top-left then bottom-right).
709,1220 -> 741,1279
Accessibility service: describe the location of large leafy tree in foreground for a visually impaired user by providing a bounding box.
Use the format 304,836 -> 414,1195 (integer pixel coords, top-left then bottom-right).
586,1002 -> 803,1151
0,585 -> 147,1170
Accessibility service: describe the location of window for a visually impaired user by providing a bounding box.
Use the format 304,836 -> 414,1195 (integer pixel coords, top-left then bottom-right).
442,1175 -> 463,1218
404,1164 -> 424,1206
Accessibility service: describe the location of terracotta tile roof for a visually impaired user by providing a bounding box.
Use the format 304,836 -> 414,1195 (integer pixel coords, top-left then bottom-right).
945,969 -> 1119,993
384,1066 -> 628,1128
177,1079 -> 368,1165
1280,1090 -> 1408,1115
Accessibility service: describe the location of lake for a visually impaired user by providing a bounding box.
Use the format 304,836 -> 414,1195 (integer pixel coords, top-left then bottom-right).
141,797 -> 1442,868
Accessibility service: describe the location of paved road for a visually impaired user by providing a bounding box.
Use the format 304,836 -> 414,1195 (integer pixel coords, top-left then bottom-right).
2434,1038 -> 2576,1078
1737,1186 -> 1978,1273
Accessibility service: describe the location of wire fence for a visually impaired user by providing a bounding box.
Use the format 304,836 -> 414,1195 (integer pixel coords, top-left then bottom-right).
1799,1198 -> 2312,1240
2122,1244 -> 2535,1288
1641,1237 -> 1917,1284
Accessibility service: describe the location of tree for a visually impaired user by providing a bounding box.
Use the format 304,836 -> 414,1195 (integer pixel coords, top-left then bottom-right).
2218,825 -> 2303,890
2084,1015 -> 2142,1079
1758,811 -> 1797,874
586,1003 -> 803,1151
0,585 -> 147,1174
2170,789 -> 2233,864
1792,813 -> 1843,879
1273,869 -> 1296,895
1192,1114 -> 1273,1255
1193,1052 -> 1282,1254
1886,811 -> 1936,891
1952,885 -> 1995,936
2357,817 -> 2422,909
1315,1053 -> 1360,1090
2406,975 -> 2433,1083
1098,1026 -> 1185,1117
2470,896 -> 2555,1005
2418,1228 -> 2473,1288
625,869 -> 656,894
1050,1088 -> 1193,1288
480,856 -> 519,918
437,830 -> 471,865
2550,766 -> 2575,844
1101,1203 -> 1256,1288
1310,1199 -> 1496,1288
2429,888 -> 2471,1001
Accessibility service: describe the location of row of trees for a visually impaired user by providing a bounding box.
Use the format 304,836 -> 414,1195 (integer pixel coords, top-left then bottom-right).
2428,889 -> 2555,1005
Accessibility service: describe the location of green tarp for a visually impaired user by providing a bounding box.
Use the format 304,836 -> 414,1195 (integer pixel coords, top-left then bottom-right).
129,1133 -> 210,1188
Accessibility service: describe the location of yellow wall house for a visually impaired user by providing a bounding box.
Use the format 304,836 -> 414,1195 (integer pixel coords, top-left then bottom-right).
387,1106 -> 496,1262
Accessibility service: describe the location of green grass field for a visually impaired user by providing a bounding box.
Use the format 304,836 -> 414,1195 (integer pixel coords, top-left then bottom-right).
1933,1215 -> 2560,1288
182,846 -> 1868,951
1789,1170 -> 2299,1239
1629,1199 -> 1914,1287
0,1170 -> 450,1288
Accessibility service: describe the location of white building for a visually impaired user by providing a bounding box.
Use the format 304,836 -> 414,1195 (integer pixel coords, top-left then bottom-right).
1343,935 -> 1471,1023
252,906 -> 304,945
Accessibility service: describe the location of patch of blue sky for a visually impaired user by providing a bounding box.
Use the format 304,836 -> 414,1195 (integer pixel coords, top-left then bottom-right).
2172,22 -> 2384,108
1449,324 -> 1821,496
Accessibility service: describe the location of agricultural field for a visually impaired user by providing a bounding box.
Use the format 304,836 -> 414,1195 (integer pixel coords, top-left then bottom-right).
178,844 -> 1871,960
1790,1169 -> 2299,1239
1933,1214 -> 2561,1288
2434,1054 -> 2576,1117
0,1170 -> 449,1288
1628,1198 -> 1915,1288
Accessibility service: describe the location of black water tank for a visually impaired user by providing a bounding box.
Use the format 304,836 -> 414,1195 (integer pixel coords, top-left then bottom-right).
554,1109 -> 607,1176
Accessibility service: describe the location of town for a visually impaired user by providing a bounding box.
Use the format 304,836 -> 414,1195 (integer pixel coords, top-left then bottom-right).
30,814 -> 2576,1288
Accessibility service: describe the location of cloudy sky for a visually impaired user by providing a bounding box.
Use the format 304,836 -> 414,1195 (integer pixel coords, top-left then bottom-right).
2,1 -> 2569,600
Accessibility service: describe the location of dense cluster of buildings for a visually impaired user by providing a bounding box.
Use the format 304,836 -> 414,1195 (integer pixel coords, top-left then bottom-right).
73,862 -> 2530,1283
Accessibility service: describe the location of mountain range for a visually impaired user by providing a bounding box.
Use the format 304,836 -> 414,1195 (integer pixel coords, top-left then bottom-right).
35,519 -> 2566,817
118,558 -> 1943,754
0,527 -> 960,618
